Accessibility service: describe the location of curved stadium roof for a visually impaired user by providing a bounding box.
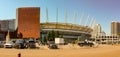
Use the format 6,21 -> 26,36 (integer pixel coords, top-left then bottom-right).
40,22 -> 93,34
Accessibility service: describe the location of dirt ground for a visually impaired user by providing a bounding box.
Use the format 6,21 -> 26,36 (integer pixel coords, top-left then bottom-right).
0,44 -> 120,57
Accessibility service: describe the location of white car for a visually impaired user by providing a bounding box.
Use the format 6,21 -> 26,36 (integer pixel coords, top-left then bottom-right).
4,41 -> 14,48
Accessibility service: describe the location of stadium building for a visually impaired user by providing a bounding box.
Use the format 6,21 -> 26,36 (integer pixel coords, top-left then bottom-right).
40,22 -> 92,42
40,8 -> 93,43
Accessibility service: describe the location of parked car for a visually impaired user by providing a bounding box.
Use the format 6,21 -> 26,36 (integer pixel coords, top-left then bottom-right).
0,41 -> 4,48
4,41 -> 14,48
78,41 -> 94,47
48,41 -> 58,49
27,38 -> 40,49
14,39 -> 27,49
28,40 -> 36,49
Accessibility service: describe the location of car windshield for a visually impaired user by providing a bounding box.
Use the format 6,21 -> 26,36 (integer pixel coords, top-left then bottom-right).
7,41 -> 13,44
29,41 -> 35,43
28,38 -> 35,43
49,41 -> 55,44
15,40 -> 24,43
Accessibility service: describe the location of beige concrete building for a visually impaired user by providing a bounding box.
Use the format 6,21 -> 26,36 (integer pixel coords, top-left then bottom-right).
91,24 -> 106,38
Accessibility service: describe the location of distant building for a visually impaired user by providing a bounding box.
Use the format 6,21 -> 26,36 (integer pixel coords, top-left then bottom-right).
111,21 -> 120,36
96,35 -> 119,44
16,7 -> 40,38
0,19 -> 16,40
100,31 -> 106,36
91,24 -> 106,38
0,19 -> 15,32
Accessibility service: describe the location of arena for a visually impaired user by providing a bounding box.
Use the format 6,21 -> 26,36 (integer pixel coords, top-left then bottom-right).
40,22 -> 93,43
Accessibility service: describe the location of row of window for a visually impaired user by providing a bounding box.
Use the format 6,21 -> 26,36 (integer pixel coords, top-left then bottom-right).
96,36 -> 119,38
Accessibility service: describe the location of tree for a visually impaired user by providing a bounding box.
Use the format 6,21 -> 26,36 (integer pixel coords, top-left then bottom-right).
43,36 -> 47,43
48,30 -> 55,41
55,31 -> 59,38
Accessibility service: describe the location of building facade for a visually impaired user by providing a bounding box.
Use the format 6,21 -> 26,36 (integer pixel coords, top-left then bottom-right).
96,35 -> 119,44
0,19 -> 16,40
111,21 -> 120,36
91,24 -> 106,38
40,22 -> 93,43
0,19 -> 15,32
16,7 -> 40,38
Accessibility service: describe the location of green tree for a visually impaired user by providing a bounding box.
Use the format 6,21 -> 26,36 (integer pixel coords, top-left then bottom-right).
55,31 -> 59,38
44,36 -> 47,43
48,30 -> 55,41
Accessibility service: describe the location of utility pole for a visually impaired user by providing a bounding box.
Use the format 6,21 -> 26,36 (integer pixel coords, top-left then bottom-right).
56,8 -> 58,28
46,7 -> 48,23
65,9 -> 68,28
65,9 -> 68,24
90,17 -> 94,28
86,15 -> 90,26
71,10 -> 76,29
79,12 -> 84,25
73,10 -> 76,24
46,7 -> 49,28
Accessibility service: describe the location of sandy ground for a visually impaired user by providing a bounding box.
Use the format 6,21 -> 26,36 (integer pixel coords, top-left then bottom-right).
0,44 -> 120,57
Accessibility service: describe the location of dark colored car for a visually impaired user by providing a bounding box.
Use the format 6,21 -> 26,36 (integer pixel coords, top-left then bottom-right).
14,39 -> 27,49
48,41 -> 58,49
28,40 -> 36,49
78,41 -> 94,47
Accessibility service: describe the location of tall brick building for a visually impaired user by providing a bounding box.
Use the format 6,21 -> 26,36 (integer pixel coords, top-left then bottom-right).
16,7 -> 40,38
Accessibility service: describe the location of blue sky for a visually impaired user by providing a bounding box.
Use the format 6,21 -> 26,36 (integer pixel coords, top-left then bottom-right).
0,0 -> 120,34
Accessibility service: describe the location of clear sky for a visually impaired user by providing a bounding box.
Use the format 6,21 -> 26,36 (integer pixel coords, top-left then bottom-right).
0,0 -> 120,34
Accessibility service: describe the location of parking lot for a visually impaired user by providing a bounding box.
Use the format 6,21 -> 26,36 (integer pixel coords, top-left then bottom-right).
0,45 -> 120,57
